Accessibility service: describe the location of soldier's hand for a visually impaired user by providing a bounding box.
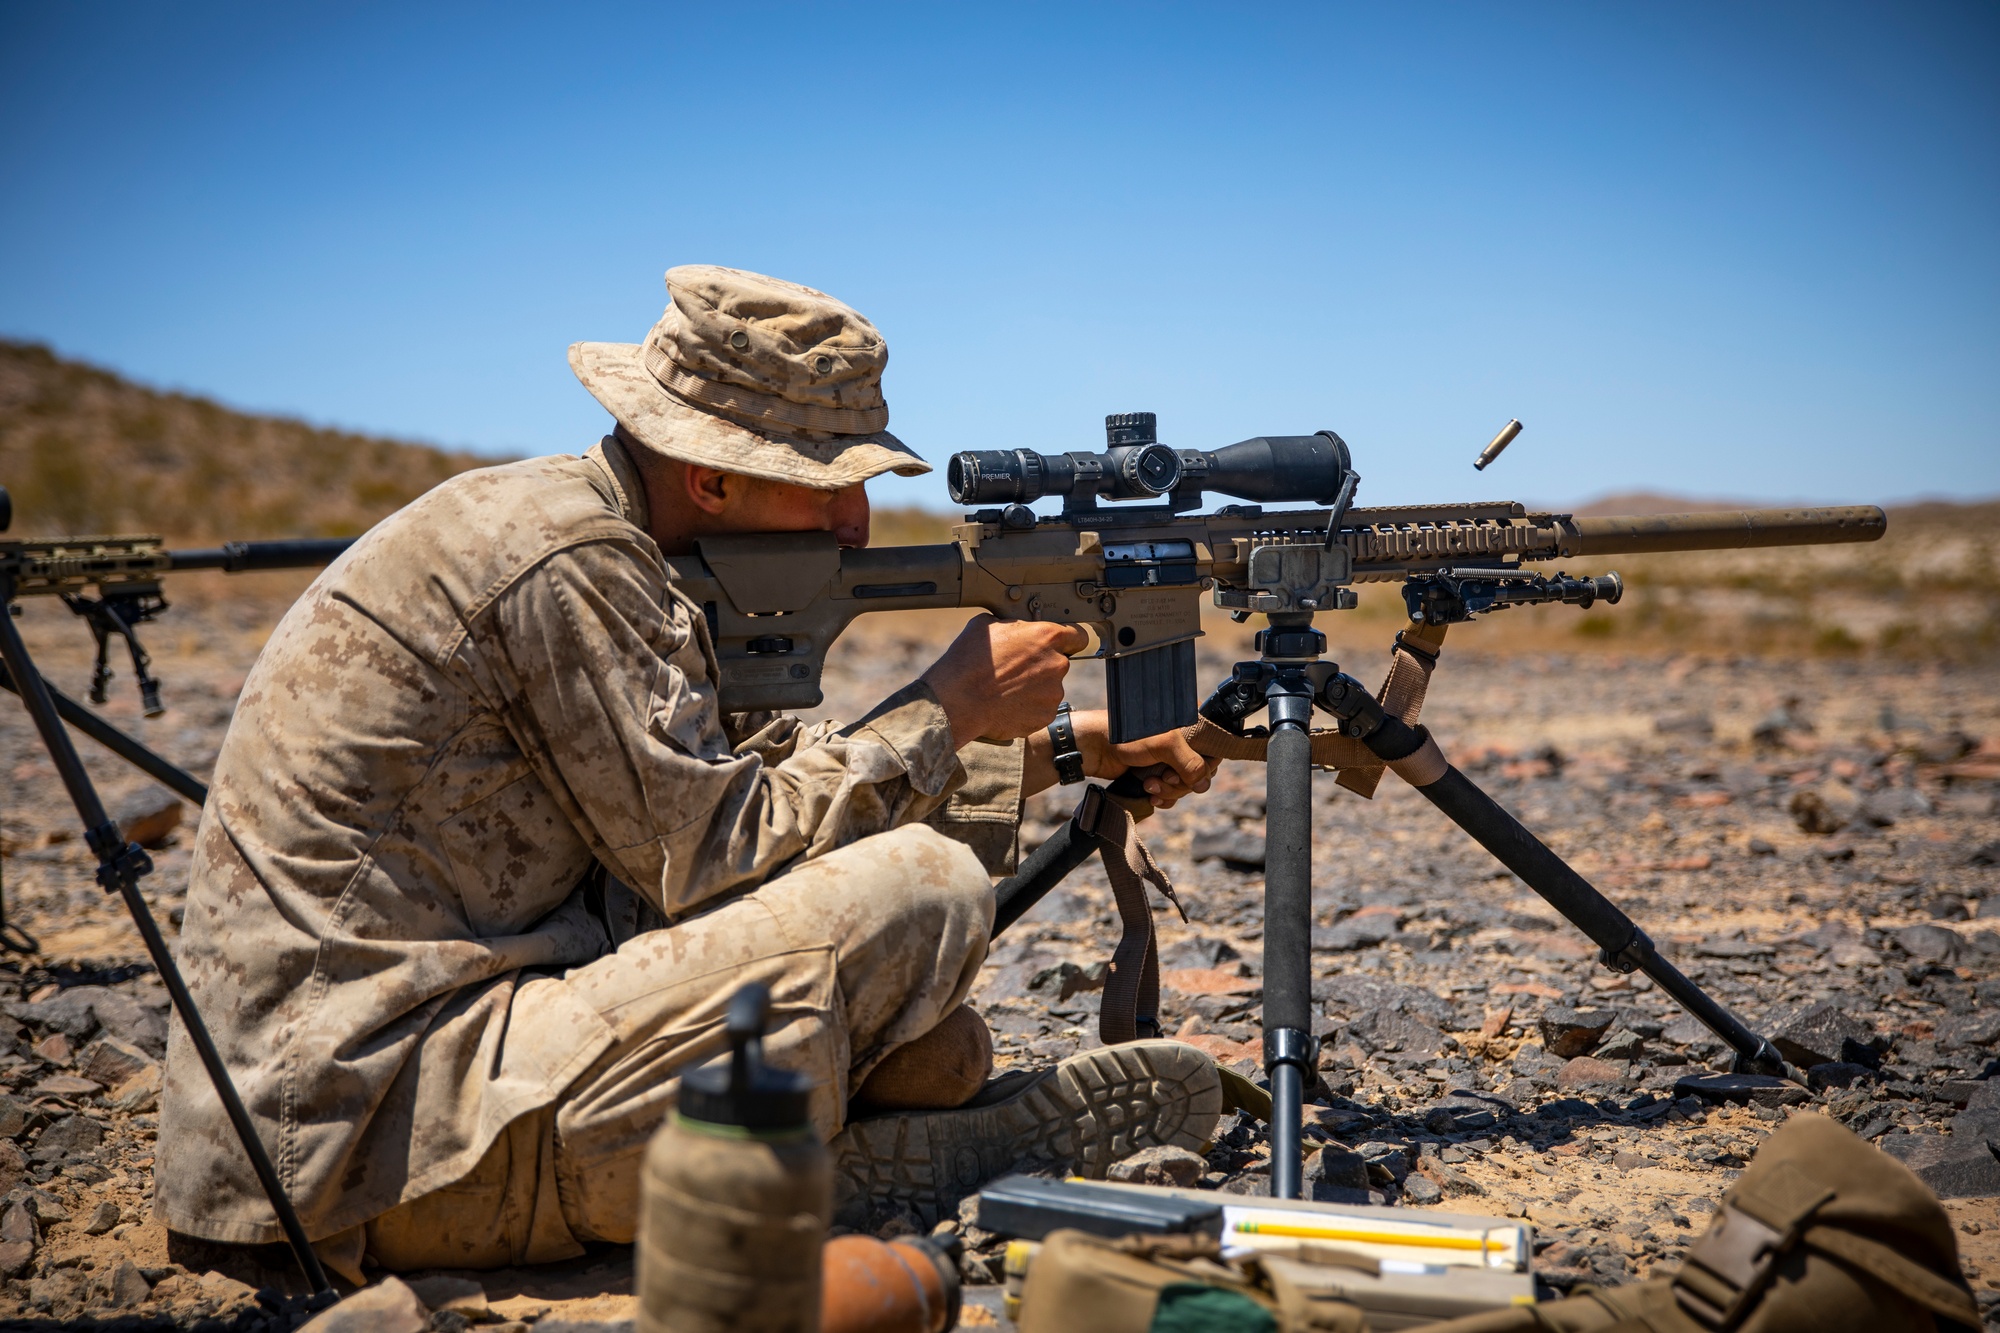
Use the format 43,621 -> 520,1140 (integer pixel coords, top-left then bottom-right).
1021,709 -> 1220,809
1088,717 -> 1219,809
922,615 -> 1090,746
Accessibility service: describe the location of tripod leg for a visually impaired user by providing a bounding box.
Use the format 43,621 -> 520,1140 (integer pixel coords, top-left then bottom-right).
1323,680 -> 1794,1081
0,661 -> 208,806
0,589 -> 335,1299
1264,677 -> 1317,1200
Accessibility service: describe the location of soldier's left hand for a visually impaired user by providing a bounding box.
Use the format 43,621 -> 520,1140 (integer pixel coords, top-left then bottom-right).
1095,724 -> 1220,809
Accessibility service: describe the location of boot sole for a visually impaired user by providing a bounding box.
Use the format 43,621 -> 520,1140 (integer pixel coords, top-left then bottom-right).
831,1039 -> 1224,1225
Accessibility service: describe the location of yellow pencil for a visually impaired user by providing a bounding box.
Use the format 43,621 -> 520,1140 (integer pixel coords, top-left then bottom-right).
1230,1221 -> 1498,1252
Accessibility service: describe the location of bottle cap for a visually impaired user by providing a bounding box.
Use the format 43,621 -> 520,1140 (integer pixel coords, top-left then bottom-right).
677,983 -> 814,1131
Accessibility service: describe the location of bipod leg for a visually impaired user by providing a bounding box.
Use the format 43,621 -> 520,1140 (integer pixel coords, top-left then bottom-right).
1263,671 -> 1317,1200
1320,675 -> 1798,1083
0,580 -> 336,1301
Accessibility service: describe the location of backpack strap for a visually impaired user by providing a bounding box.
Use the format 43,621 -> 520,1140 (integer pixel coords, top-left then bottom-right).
1672,1161 -> 1834,1330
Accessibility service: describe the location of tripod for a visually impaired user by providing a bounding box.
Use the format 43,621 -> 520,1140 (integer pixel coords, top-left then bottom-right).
0,488 -> 345,1302
995,602 -> 1798,1201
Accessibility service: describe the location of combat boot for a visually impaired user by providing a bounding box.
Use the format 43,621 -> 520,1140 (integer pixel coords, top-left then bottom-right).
830,1038 -> 1224,1227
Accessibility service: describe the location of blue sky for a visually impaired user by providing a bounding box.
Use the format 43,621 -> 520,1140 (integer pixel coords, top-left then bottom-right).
2,3 -> 1995,511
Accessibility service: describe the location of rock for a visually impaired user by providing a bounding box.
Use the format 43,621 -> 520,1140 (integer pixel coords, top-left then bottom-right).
94,1259 -> 151,1309
1653,712 -> 1714,738
1661,1015 -> 1723,1056
1312,914 -> 1399,952
1806,1062 -> 1876,1092
8,986 -> 167,1056
1190,823 -> 1265,869
31,1115 -> 103,1165
0,1140 -> 24,1196
1556,1057 -> 1630,1091
110,1063 -> 161,1112
1595,1027 -> 1647,1062
1106,1145 -> 1207,1188
1538,1006 -> 1615,1059
1160,937 -> 1240,970
0,1095 -> 32,1139
298,1276 -> 432,1333
0,1201 -> 35,1278
8,991 -> 100,1040
1673,1072 -> 1811,1108
1424,1090 -> 1513,1135
1770,1001 -> 1879,1068
1305,1144 -> 1371,1193
1937,1012 -> 2000,1050
1791,784 -> 1860,835
115,787 -> 184,848
80,1035 -> 156,1088
1027,961 -> 1106,1003
1317,976 -> 1457,1028
1402,1174 -> 1443,1204
1970,841 -> 2000,868
82,1200 -> 122,1235
1347,1008 -> 1444,1059
1860,786 -> 1933,827
1896,924 -> 1966,965
1355,1141 -> 1411,1183
1612,1150 -> 1652,1172
1881,1134 -> 2000,1199
1415,1156 -> 1485,1197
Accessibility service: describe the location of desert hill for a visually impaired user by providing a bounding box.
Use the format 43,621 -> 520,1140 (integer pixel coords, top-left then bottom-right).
0,339 -> 493,541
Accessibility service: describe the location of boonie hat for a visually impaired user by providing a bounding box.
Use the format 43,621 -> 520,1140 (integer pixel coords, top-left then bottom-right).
569,265 -> 930,490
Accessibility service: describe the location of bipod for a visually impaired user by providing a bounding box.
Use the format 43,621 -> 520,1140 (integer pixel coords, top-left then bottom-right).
0,572 -> 337,1304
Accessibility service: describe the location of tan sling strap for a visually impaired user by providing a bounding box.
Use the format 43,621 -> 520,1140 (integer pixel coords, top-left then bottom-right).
1337,620 -> 1449,798
1072,784 -> 1186,1045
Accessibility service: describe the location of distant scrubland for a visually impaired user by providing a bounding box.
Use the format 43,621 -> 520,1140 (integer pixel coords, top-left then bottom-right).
1,339 -> 1990,658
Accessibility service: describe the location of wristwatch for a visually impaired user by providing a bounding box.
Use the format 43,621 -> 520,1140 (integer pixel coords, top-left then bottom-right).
1048,702 -> 1086,785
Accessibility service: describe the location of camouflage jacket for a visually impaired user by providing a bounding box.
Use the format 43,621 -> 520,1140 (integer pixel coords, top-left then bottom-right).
156,437 -> 1022,1244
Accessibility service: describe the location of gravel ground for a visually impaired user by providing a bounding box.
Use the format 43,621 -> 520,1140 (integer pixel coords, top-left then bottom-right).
0,590 -> 1996,1328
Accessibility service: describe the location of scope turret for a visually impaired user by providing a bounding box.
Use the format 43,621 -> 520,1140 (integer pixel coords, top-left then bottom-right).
946,414 -> 1354,513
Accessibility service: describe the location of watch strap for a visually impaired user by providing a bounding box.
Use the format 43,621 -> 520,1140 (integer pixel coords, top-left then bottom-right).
1048,703 -> 1086,785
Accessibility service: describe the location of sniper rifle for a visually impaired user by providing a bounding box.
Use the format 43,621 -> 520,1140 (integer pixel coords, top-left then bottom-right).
666,411 -> 1887,1202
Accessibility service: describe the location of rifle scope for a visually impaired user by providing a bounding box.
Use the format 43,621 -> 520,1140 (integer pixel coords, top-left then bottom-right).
946,413 -> 1353,511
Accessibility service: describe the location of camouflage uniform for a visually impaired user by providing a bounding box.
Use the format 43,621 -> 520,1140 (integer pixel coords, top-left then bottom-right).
157,434 -> 1023,1267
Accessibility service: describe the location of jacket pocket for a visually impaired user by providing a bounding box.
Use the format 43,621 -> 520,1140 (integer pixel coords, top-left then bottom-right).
438,773 -> 593,938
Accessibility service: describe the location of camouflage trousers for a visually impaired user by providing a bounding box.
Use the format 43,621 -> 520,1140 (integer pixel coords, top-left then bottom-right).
317,823 -> 993,1278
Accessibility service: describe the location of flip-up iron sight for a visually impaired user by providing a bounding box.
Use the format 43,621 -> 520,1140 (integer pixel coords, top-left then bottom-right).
946,412 -> 1354,514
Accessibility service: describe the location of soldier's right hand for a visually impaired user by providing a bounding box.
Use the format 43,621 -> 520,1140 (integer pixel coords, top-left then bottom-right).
921,615 -> 1090,746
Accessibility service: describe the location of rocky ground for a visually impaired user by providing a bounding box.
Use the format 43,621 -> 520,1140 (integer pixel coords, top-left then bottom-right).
0,587 -> 1996,1328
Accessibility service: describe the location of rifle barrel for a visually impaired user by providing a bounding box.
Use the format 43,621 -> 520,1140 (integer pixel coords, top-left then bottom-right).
167,538 -> 356,573
1560,505 -> 1885,557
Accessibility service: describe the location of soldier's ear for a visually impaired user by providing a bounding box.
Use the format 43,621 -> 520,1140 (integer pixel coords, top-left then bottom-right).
683,464 -> 734,516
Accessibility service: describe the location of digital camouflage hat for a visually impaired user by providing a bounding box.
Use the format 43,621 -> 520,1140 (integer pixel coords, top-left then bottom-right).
568,265 -> 930,490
